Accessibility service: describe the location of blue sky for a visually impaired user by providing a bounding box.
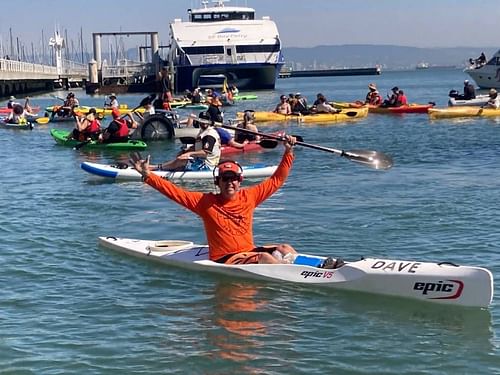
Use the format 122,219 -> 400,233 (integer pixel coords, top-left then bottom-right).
1,0 -> 499,53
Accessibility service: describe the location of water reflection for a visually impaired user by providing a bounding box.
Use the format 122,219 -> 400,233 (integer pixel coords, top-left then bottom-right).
208,281 -> 268,372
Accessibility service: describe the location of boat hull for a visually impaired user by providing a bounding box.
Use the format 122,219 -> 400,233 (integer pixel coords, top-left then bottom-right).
81,161 -> 277,181
448,95 -> 489,107
174,63 -> 282,93
466,64 -> 500,89
98,236 -> 494,308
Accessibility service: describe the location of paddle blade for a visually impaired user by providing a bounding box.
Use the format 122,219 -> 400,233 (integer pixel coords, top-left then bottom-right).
343,150 -> 394,170
139,94 -> 157,107
35,117 -> 50,124
258,139 -> 279,149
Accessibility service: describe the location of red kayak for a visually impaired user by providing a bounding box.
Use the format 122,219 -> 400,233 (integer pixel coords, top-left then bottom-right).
369,103 -> 434,114
221,132 -> 284,155
0,106 -> 40,114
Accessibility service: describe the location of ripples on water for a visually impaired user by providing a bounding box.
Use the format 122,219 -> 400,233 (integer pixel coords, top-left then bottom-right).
1,69 -> 500,373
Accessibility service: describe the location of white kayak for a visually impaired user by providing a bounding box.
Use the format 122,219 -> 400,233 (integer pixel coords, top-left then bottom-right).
99,236 -> 494,308
81,161 -> 277,181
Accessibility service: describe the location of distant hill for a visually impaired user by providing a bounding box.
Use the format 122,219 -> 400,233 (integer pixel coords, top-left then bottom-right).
281,45 -> 498,70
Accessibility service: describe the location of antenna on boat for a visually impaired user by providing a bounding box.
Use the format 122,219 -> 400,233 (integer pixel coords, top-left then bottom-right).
212,0 -> 228,7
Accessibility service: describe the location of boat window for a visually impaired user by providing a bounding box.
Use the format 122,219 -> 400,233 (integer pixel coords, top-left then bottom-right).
183,46 -> 225,55
190,11 -> 255,22
236,44 -> 281,53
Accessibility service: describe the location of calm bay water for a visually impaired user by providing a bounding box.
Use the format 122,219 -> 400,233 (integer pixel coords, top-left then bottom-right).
1,68 -> 500,374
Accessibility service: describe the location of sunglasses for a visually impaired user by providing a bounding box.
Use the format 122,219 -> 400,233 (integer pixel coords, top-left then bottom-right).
220,174 -> 241,182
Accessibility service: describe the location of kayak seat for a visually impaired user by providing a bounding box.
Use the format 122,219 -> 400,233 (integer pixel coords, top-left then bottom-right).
321,257 -> 345,269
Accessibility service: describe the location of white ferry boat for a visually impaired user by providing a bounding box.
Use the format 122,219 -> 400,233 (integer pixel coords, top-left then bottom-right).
465,49 -> 500,89
166,0 -> 284,93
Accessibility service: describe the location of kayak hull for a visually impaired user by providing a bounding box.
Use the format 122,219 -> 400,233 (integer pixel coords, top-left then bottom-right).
99,237 -> 494,308
237,107 -> 368,123
81,161 -> 277,181
428,107 -> 500,119
369,104 -> 434,114
0,120 -> 34,130
50,129 -> 147,150
45,105 -> 146,116
333,102 -> 433,114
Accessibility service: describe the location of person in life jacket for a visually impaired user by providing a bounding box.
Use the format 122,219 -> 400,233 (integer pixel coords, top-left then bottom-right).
382,87 -> 401,107
99,108 -> 133,143
396,90 -> 408,106
365,83 -> 382,106
69,108 -> 101,141
6,103 -> 28,124
155,112 -> 221,172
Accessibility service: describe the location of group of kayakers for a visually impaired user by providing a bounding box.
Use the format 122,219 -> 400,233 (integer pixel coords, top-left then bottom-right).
273,84 -> 412,115
69,107 -> 138,144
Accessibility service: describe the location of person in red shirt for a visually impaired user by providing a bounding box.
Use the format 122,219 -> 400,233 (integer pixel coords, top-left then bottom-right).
130,135 -> 298,265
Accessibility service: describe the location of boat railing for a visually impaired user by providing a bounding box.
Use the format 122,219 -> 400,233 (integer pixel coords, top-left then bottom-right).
102,62 -> 154,78
0,58 -> 58,76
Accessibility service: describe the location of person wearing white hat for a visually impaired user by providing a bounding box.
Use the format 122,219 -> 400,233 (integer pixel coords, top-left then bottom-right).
365,83 -> 382,106
485,88 -> 500,109
105,93 -> 119,109
7,96 -> 19,109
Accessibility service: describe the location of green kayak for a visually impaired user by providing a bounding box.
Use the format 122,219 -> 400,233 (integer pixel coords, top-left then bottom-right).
50,129 -> 147,150
233,94 -> 258,101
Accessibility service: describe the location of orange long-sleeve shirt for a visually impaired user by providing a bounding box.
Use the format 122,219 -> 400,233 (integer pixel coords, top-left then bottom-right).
145,151 -> 294,261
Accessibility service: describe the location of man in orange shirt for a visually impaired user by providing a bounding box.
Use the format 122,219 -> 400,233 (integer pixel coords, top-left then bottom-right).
130,135 -> 298,265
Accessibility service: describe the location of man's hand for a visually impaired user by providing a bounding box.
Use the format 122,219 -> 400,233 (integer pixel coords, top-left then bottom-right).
130,152 -> 151,179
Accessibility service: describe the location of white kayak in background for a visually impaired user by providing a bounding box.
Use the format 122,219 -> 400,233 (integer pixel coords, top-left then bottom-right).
81,161 -> 277,181
99,236 -> 494,308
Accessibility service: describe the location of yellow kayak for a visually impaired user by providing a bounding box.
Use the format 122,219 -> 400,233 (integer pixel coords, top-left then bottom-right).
237,107 -> 368,123
45,105 -> 146,116
428,106 -> 500,119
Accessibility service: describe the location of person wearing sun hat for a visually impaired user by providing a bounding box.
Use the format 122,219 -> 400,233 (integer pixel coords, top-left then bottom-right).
365,83 -> 382,106
485,88 -> 500,109
130,133 -> 298,265
105,93 -> 119,109
6,95 -> 19,109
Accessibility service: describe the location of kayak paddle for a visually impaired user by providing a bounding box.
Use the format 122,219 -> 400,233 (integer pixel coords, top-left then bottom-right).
193,118 -> 393,170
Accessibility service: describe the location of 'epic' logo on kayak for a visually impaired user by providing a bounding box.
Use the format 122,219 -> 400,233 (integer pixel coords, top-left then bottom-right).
300,270 -> 333,279
413,279 -> 464,300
